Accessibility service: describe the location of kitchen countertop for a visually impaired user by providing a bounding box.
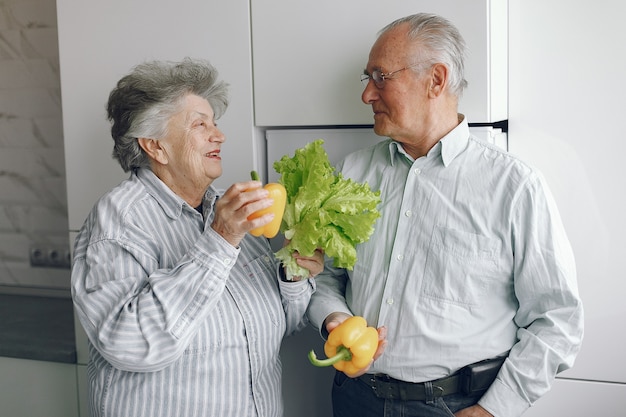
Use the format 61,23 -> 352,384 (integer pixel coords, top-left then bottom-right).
0,293 -> 77,363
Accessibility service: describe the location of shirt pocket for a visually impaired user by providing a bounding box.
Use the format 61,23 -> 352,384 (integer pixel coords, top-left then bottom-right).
422,225 -> 501,307
242,254 -> 282,328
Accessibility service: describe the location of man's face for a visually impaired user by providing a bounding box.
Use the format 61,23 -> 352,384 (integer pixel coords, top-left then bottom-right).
361,25 -> 432,145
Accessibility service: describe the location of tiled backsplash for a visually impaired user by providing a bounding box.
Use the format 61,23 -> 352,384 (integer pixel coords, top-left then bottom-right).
0,0 -> 71,291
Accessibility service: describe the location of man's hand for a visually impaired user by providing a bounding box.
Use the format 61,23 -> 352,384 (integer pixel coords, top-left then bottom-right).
291,249 -> 324,279
455,404 -> 494,417
324,312 -> 353,334
323,312 -> 388,378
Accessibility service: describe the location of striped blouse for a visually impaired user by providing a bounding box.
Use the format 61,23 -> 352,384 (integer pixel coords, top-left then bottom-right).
71,168 -> 314,417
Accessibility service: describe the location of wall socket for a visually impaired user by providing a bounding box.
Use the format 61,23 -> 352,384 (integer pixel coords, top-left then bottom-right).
29,245 -> 72,269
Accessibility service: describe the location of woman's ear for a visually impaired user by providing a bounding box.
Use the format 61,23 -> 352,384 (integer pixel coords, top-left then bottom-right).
428,63 -> 448,98
137,138 -> 168,165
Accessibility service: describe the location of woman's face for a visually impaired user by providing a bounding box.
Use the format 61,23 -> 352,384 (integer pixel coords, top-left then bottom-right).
155,94 -> 225,201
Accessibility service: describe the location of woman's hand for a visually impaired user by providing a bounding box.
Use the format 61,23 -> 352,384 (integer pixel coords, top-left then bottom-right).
211,180 -> 274,247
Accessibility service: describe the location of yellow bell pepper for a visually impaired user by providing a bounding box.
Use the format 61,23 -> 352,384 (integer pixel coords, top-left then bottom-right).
308,316 -> 379,375
247,170 -> 286,238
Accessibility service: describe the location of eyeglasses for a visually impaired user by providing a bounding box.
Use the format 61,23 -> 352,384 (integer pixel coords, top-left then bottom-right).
360,63 -> 422,88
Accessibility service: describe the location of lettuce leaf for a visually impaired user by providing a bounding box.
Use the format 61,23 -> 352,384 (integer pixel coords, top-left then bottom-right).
273,139 -> 381,277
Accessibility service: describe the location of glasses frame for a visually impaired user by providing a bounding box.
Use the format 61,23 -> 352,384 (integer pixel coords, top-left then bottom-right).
361,63 -> 423,88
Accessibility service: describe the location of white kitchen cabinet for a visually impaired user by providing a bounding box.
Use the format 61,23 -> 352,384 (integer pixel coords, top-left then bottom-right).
251,0 -> 507,126
57,0 -> 257,232
0,357 -> 78,417
76,363 -> 88,417
508,0 -> 626,411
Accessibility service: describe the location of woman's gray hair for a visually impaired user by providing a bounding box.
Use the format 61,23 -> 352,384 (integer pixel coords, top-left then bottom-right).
380,13 -> 468,98
106,57 -> 229,172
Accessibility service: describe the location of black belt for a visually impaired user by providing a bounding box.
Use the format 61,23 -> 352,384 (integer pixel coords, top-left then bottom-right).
358,373 -> 462,401
357,355 -> 506,401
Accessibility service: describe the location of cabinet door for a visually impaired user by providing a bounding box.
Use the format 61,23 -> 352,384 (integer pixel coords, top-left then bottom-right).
251,0 -> 507,126
57,0 -> 256,231
0,357 -> 78,417
508,0 -> 626,386
523,379 -> 626,417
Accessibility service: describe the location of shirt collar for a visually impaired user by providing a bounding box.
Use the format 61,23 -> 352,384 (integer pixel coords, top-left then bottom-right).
387,140 -> 404,166
137,168 -> 218,219
383,114 -> 469,167
438,114 -> 470,167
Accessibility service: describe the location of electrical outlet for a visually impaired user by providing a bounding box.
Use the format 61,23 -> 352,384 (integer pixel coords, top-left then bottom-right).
29,247 -> 47,267
29,245 -> 72,269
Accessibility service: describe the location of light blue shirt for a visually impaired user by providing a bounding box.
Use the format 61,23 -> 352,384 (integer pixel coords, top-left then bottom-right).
72,168 -> 315,417
307,116 -> 583,417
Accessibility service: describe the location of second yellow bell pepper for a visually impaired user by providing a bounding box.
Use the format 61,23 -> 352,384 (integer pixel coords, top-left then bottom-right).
247,170 -> 286,238
308,316 -> 379,375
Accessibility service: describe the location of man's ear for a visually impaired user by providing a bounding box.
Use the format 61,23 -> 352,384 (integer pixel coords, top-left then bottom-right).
137,138 -> 168,165
428,63 -> 448,98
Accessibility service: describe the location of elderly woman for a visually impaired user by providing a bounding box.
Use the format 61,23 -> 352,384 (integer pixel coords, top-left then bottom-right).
71,58 -> 323,417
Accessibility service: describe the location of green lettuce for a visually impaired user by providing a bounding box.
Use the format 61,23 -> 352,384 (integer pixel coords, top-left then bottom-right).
273,139 -> 381,277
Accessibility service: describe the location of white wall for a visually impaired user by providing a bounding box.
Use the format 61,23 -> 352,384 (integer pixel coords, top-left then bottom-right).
0,0 -> 71,291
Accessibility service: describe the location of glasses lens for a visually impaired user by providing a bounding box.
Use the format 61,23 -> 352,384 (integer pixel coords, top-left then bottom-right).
371,70 -> 385,88
361,70 -> 385,87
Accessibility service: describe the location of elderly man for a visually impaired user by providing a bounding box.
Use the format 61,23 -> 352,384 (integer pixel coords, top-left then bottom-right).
307,13 -> 583,417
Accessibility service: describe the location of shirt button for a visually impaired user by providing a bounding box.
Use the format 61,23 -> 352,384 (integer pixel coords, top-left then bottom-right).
405,210 -> 412,217
386,298 -> 394,305
396,254 -> 404,261
414,168 -> 421,175
223,258 -> 232,266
